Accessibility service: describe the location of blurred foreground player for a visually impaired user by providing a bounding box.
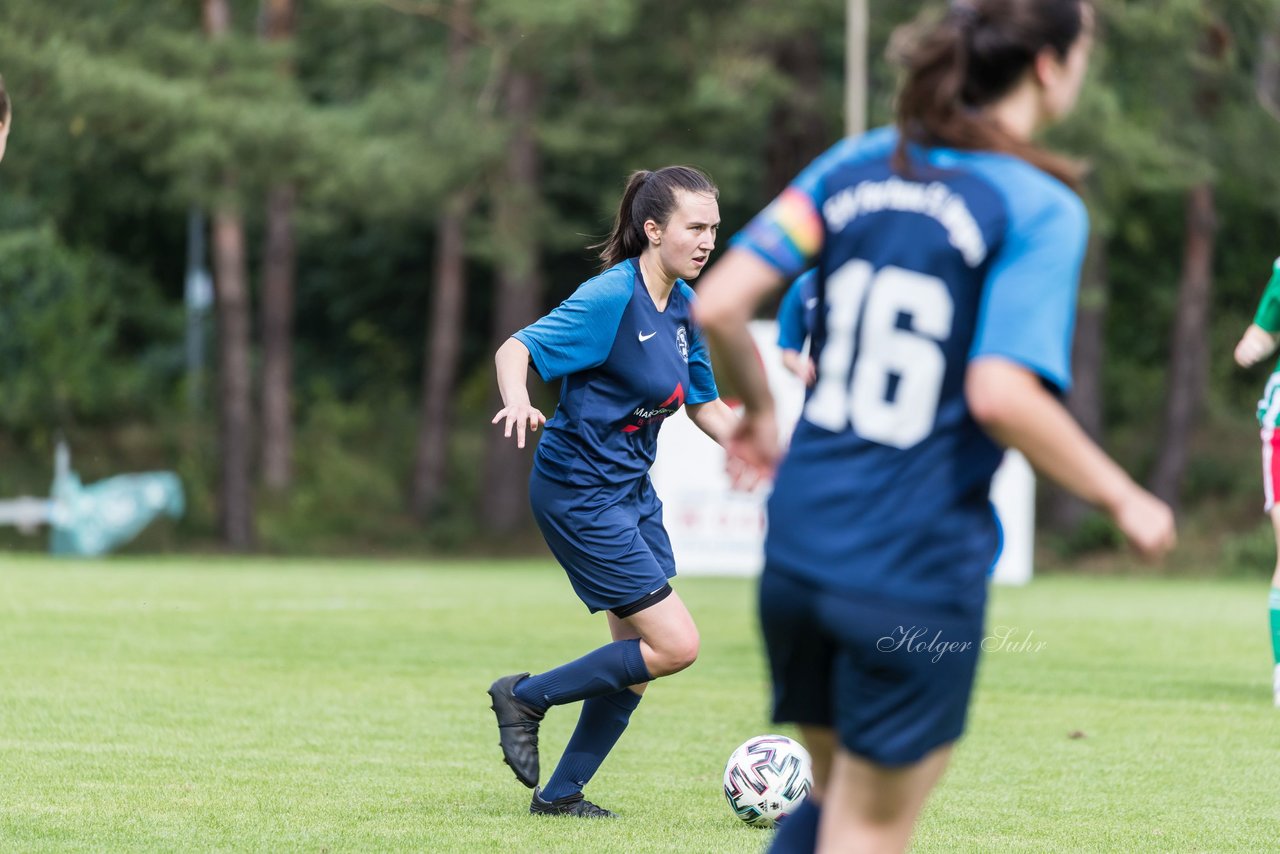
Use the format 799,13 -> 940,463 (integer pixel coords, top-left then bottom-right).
696,1 -> 1176,850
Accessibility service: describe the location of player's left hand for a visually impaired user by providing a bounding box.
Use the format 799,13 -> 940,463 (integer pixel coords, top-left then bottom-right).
1234,324 -> 1279,368
801,357 -> 817,387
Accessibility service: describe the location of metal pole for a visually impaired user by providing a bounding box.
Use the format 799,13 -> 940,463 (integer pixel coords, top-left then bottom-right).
846,0 -> 868,138
185,207 -> 212,412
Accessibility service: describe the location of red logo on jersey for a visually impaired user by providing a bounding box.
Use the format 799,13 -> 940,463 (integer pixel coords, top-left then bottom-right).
621,383 -> 685,433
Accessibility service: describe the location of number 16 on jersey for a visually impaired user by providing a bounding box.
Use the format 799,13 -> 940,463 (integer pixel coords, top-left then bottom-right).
805,260 -> 955,449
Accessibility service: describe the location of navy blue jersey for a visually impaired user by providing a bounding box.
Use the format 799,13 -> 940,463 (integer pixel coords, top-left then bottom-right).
732,127 -> 1087,610
514,258 -> 719,486
776,269 -> 819,352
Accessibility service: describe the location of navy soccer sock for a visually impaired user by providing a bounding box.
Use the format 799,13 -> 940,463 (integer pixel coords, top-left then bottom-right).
767,796 -> 821,853
539,687 -> 643,802
514,638 -> 651,711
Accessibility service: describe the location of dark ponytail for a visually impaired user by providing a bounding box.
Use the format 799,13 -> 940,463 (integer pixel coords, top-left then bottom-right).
0,75 -> 9,126
593,165 -> 718,271
891,0 -> 1089,187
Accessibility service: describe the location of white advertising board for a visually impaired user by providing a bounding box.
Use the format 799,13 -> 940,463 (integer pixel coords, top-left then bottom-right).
650,321 -> 1034,585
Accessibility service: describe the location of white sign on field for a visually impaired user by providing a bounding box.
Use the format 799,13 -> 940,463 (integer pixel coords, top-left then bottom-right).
650,321 -> 1034,585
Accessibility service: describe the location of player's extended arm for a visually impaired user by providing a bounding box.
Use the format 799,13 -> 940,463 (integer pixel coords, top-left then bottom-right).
1236,260 -> 1280,368
1236,325 -> 1279,369
694,248 -> 786,486
965,357 -> 1175,560
492,337 -> 546,449
686,399 -> 738,448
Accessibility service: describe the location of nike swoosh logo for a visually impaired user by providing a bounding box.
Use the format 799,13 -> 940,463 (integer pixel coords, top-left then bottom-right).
638,331 -> 657,342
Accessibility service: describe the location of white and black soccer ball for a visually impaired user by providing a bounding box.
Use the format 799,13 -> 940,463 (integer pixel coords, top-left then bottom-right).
722,734 -> 813,828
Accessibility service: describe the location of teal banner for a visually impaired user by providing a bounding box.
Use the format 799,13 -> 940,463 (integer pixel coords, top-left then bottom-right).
49,469 -> 184,557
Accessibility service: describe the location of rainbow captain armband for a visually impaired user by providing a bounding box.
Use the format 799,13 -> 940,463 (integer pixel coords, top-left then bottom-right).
732,188 -> 825,279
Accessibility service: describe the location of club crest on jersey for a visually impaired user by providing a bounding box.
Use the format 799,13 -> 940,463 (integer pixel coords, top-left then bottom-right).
676,326 -> 689,362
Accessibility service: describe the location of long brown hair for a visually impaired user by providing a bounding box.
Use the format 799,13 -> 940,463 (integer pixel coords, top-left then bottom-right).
892,0 -> 1090,186
0,75 -> 10,126
592,166 -> 718,271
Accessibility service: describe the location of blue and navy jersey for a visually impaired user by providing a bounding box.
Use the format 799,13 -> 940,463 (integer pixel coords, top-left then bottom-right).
514,258 -> 719,486
776,269 -> 819,352
733,126 -> 1087,610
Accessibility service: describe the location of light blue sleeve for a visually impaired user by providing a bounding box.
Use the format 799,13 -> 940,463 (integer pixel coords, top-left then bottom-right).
680,284 -> 719,405
970,175 -> 1088,393
776,270 -> 816,351
512,266 -> 633,382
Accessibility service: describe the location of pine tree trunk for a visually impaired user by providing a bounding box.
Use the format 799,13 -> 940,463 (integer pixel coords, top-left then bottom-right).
259,0 -> 297,493
1149,182 -> 1216,511
413,193 -> 472,520
1257,13 -> 1280,119
202,0 -> 230,36
412,0 -> 474,521
1148,16 -> 1229,513
213,193 -> 256,550
205,0 -> 256,549
1045,236 -> 1109,532
481,68 -> 542,536
260,182 -> 296,492
765,28 -> 830,197
260,0 -> 295,40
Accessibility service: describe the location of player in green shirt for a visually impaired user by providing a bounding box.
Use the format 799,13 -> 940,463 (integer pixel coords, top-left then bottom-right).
1233,256 -> 1280,707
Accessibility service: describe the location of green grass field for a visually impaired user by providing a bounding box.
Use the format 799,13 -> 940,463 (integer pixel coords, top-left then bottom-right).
1,555 -> 1278,852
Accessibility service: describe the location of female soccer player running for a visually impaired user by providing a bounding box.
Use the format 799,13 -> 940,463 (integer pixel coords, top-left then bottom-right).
696,2 -> 1176,851
1232,259 -> 1280,706
488,166 -> 739,818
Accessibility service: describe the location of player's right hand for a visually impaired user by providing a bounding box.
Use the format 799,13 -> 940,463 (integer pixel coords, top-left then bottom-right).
491,404 -> 546,449
1110,486 -> 1176,561
725,409 -> 779,491
1234,324 -> 1279,368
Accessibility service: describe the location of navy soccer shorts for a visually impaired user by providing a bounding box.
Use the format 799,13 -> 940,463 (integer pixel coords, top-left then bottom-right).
759,567 -> 984,766
529,467 -> 676,614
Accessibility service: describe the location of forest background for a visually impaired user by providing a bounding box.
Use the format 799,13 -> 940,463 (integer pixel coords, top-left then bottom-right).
3,0 -> 1279,573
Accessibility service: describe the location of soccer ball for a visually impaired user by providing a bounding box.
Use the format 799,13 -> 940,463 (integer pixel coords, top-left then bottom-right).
722,734 -> 813,828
